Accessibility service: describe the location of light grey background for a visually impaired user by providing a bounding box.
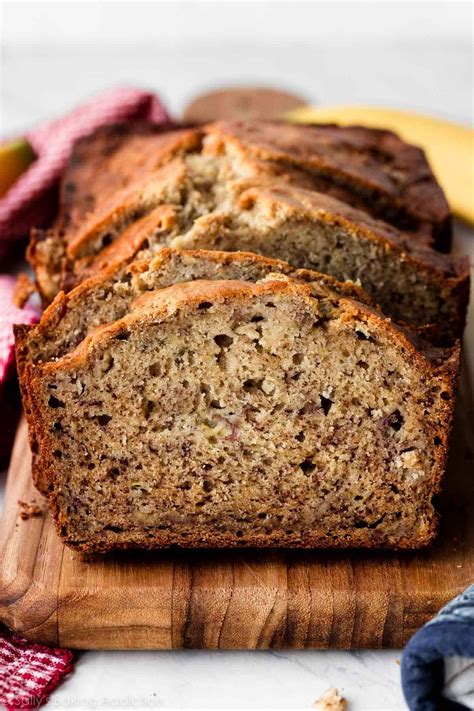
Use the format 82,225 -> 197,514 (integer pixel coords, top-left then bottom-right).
1,0 -> 473,134
1,2 -> 473,710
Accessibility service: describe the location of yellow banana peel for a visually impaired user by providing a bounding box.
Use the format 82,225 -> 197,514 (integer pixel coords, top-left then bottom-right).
0,138 -> 36,198
286,106 -> 474,226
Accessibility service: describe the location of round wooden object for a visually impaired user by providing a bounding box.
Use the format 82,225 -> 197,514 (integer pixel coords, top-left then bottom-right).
182,86 -> 308,123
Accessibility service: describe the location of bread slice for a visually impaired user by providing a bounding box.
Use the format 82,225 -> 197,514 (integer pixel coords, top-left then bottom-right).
16,249 -> 369,482
24,278 -> 458,552
27,121 -> 468,343
66,175 -> 467,343
19,248 -> 369,366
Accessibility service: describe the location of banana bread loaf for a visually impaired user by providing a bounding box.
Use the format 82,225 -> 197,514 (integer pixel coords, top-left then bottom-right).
27,121 -> 469,343
23,278 -> 458,552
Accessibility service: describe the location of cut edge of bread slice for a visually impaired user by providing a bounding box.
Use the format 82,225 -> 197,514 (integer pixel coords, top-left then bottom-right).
22,277 -> 459,552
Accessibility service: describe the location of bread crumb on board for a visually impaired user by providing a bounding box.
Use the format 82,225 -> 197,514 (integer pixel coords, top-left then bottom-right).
313,687 -> 347,710
18,499 -> 43,520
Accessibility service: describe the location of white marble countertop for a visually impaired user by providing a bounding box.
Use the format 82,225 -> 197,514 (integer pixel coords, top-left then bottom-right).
1,3 -> 473,709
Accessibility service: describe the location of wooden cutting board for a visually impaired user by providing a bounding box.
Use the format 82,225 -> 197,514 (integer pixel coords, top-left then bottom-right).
0,367 -> 472,650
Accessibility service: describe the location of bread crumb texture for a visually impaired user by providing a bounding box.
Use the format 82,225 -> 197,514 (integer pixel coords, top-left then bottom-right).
23,278 -> 458,553
28,121 -> 468,343
313,688 -> 348,711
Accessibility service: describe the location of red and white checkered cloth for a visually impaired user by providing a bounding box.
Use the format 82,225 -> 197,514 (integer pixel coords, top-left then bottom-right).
0,85 -> 170,394
0,85 -> 171,246
0,276 -> 39,387
0,277 -> 39,459
0,633 -> 74,710
0,89 -> 170,701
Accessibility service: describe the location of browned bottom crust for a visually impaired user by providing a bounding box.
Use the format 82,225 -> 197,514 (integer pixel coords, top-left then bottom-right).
54,520 -> 438,554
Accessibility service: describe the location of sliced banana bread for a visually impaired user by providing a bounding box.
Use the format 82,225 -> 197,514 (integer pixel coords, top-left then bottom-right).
18,248 -> 369,366
27,121 -> 468,342
25,278 -> 458,552
16,249 -> 369,481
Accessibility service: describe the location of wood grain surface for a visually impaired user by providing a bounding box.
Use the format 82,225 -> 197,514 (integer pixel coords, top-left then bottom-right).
0,367 -> 472,650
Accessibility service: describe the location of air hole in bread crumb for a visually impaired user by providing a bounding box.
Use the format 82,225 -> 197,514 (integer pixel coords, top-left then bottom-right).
258,512 -> 267,519
180,481 -> 191,490
143,400 -> 155,418
236,530 -> 244,537
440,391 -> 451,400
48,396 -> 64,408
387,410 -> 404,431
295,431 -> 305,442
101,233 -> 113,249
210,399 -> 224,409
202,479 -> 213,492
355,329 -> 374,341
434,436 -> 442,445
214,334 -> 233,347
299,459 -> 316,473
53,421 -> 63,432
355,514 -> 386,529
265,302 -> 276,308
293,353 -> 304,365
53,450 -> 62,459
198,301 -> 212,310
95,414 -> 112,426
320,395 -> 333,415
115,330 -> 130,341
357,359 -> 369,370
251,315 -> 264,323
149,363 -> 161,376
101,355 -> 114,373
243,378 -> 264,392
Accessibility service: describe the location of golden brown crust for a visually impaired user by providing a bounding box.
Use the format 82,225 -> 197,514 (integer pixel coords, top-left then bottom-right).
62,204 -> 181,291
206,120 -> 452,246
25,121 -> 467,347
59,125 -> 197,237
28,119 -> 458,307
